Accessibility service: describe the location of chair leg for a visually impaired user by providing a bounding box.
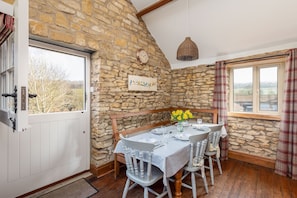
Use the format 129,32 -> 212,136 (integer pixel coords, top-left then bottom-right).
122,178 -> 130,198
144,187 -> 149,198
166,179 -> 173,198
114,157 -> 119,179
191,172 -> 197,198
201,167 -> 209,194
216,156 -> 223,174
208,156 -> 214,185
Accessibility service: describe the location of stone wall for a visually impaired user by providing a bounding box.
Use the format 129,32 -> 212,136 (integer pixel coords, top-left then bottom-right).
228,117 -> 280,159
171,65 -> 215,109
29,0 -> 172,167
171,65 -> 280,160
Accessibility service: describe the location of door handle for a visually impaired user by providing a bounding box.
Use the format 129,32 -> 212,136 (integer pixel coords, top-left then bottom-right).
28,93 -> 37,98
1,86 -> 17,130
1,93 -> 17,98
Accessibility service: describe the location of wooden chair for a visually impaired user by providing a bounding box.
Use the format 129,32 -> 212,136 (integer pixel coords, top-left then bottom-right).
121,138 -> 172,198
204,125 -> 223,185
180,133 -> 209,198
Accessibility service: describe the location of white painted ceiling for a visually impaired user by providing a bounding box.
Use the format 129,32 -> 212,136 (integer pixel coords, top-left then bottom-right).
131,0 -> 297,69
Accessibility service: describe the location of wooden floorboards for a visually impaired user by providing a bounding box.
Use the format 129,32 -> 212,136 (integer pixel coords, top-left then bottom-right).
88,159 -> 297,198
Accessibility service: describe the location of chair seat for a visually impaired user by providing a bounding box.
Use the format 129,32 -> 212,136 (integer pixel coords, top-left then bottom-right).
184,161 -> 204,172
126,165 -> 163,187
184,158 -> 204,172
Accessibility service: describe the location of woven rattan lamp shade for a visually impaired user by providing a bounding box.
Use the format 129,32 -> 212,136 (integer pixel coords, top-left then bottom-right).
176,37 -> 199,61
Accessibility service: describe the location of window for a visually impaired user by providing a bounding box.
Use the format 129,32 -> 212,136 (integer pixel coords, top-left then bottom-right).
229,59 -> 284,116
0,34 -> 14,112
28,41 -> 89,114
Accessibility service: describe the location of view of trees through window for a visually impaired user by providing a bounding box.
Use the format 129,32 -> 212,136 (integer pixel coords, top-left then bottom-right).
233,66 -> 278,113
28,46 -> 85,114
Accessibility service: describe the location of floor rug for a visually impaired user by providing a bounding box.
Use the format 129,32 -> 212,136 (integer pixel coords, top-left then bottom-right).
38,178 -> 98,198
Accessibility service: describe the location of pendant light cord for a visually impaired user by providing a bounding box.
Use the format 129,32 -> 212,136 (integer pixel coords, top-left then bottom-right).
187,0 -> 189,36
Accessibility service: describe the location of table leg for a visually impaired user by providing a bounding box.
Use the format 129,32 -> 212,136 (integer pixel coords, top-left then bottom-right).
174,169 -> 183,198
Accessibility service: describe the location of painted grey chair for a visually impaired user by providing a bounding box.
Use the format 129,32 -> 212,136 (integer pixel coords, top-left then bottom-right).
204,125 -> 223,185
180,133 -> 209,198
121,138 -> 172,198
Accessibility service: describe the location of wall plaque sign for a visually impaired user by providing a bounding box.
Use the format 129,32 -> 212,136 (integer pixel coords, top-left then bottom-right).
128,75 -> 157,91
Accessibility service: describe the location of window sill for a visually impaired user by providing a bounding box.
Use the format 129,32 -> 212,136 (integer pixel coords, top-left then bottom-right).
228,112 -> 281,121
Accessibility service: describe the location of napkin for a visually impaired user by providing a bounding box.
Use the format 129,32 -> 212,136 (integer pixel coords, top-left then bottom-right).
209,144 -> 220,158
193,157 -> 204,167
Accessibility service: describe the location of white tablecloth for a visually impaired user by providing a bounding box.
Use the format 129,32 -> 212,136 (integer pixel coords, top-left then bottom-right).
191,123 -> 228,138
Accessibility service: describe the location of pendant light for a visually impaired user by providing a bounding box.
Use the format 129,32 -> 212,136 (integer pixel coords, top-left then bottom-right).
176,0 -> 199,61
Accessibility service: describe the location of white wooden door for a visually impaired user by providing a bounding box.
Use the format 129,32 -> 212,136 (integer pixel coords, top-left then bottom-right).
0,1 -> 90,197
0,112 -> 90,198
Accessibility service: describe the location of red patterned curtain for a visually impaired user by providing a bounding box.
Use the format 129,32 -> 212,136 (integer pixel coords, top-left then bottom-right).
0,13 -> 14,46
275,49 -> 297,180
213,61 -> 229,160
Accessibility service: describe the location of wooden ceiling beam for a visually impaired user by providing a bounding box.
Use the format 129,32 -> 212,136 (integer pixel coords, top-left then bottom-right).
136,0 -> 173,18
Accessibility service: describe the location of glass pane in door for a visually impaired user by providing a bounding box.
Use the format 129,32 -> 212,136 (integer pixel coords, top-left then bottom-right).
28,46 -> 85,114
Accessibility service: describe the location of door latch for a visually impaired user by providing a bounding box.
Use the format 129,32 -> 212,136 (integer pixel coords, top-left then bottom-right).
1,86 -> 17,113
1,86 -> 17,130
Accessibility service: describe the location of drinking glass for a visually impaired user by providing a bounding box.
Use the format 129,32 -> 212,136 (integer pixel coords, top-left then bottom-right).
162,127 -> 170,144
197,119 -> 202,124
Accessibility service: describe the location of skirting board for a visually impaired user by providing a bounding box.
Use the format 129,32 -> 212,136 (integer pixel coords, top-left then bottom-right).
90,161 -> 114,178
228,150 -> 275,169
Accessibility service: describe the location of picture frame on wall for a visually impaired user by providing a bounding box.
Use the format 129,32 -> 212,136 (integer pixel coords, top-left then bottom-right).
128,75 -> 157,91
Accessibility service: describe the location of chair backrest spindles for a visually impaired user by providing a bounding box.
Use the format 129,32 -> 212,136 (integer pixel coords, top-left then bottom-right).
188,133 -> 208,168
207,125 -> 223,150
122,138 -> 154,180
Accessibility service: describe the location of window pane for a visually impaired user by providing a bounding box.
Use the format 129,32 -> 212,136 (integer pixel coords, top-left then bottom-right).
1,75 -> 6,109
259,67 -> 278,111
233,67 -> 253,112
28,46 -> 85,114
0,37 -> 14,112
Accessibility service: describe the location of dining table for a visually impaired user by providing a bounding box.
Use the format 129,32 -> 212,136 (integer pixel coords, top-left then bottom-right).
113,123 -> 227,197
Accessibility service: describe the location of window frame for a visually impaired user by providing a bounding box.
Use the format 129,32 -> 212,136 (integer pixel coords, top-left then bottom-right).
228,58 -> 285,120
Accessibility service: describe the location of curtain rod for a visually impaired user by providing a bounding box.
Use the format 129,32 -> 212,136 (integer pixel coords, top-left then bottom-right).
206,53 -> 289,67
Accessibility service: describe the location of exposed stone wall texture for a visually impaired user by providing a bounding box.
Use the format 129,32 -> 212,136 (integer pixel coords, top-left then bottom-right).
115,111 -> 171,133
170,65 -> 217,124
228,117 -> 280,159
170,65 -> 215,109
29,0 -> 171,167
